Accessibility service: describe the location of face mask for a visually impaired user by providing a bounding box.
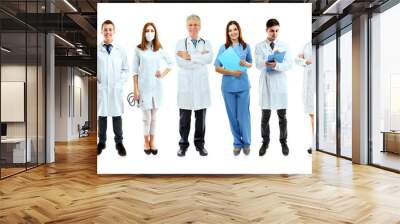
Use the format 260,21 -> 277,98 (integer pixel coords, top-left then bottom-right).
145,32 -> 155,42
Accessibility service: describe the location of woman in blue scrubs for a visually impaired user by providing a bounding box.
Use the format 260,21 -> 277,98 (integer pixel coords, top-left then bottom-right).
214,20 -> 252,156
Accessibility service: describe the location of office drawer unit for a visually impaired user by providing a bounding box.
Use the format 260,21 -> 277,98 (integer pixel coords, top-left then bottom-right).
382,131 -> 400,154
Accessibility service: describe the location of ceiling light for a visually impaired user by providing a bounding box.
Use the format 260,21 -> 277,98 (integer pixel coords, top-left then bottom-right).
1,47 -> 11,53
78,67 -> 92,76
323,0 -> 354,15
54,34 -> 75,48
63,0 -> 78,12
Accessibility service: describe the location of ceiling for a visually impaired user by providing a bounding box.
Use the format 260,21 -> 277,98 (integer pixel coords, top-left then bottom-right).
0,0 -> 393,75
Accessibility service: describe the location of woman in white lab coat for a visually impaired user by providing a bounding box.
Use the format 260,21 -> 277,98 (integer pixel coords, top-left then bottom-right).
133,22 -> 173,155
295,42 -> 315,154
175,14 -> 213,157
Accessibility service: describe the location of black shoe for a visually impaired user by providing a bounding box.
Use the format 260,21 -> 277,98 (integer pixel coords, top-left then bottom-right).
97,142 -> 106,155
307,148 -> 312,154
196,147 -> 208,156
259,142 -> 268,156
282,143 -> 289,156
177,148 -> 187,157
151,148 -> 158,155
116,143 -> 127,156
144,148 -> 152,155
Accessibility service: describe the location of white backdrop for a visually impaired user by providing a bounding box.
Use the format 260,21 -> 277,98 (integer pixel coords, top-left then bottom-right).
97,3 -> 312,174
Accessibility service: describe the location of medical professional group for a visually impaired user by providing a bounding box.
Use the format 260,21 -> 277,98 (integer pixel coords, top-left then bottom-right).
97,15 -> 314,158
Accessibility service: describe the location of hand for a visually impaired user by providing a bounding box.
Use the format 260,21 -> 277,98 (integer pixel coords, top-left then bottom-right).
305,59 -> 312,65
239,60 -> 248,67
155,70 -> 162,78
177,51 -> 191,60
265,61 -> 277,68
231,70 -> 242,77
133,89 -> 139,100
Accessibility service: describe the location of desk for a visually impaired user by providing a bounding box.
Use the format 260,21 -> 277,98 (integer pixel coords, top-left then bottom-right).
382,131 -> 400,154
1,138 -> 31,163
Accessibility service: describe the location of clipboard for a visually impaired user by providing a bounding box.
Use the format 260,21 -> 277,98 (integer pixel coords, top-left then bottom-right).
266,51 -> 286,72
218,47 -> 247,72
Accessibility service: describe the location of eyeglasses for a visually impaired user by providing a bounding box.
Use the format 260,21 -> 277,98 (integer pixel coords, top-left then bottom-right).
127,92 -> 140,108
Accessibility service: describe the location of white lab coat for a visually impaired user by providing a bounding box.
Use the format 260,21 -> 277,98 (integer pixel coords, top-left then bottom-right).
175,37 -> 213,110
255,39 -> 293,110
97,43 -> 130,117
295,43 -> 315,114
132,45 -> 173,110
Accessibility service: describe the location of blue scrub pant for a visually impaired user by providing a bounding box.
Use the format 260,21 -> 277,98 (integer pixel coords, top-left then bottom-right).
222,90 -> 251,148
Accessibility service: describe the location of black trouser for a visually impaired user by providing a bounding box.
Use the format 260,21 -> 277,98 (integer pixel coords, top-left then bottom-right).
261,109 -> 287,145
179,109 -> 206,149
98,116 -> 123,144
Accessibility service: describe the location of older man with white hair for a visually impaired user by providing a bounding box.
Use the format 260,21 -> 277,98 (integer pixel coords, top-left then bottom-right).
175,14 -> 213,157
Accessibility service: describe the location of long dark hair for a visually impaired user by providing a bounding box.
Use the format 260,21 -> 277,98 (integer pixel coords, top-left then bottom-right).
137,22 -> 162,51
225,20 -> 247,50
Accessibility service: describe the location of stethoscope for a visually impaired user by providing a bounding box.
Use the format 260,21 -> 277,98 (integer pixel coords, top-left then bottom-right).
127,92 -> 141,108
185,37 -> 206,51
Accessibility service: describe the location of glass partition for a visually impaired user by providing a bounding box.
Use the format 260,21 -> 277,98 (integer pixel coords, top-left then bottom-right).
318,36 -> 337,155
371,3 -> 400,171
339,29 -> 352,158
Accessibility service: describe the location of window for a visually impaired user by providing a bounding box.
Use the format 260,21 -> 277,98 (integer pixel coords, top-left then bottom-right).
370,3 -> 400,171
318,36 -> 337,154
339,28 -> 352,158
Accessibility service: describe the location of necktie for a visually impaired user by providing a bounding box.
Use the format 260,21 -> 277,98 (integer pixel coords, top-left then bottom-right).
104,44 -> 112,54
270,42 -> 275,50
191,39 -> 197,48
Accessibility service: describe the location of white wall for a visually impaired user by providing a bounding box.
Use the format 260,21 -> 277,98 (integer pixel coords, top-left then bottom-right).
54,67 -> 89,141
1,65 -> 32,138
1,64 -> 46,164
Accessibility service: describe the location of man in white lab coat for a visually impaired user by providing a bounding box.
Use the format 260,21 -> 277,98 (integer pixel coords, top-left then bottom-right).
295,43 -> 315,154
255,18 -> 293,156
97,20 -> 130,156
175,14 -> 213,157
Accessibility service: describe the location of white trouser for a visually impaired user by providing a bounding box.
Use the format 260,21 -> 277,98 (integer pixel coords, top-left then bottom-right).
142,109 -> 157,135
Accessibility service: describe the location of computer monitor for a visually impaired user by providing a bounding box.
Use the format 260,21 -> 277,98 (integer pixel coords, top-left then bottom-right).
1,123 -> 7,137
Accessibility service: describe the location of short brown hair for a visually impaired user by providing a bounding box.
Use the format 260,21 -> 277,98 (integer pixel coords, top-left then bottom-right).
101,20 -> 115,29
266,19 -> 280,28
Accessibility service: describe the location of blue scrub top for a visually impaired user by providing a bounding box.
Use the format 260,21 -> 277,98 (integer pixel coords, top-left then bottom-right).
214,43 -> 252,93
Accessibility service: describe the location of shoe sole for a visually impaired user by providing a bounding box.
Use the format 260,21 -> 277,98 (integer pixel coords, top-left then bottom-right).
177,150 -> 186,157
